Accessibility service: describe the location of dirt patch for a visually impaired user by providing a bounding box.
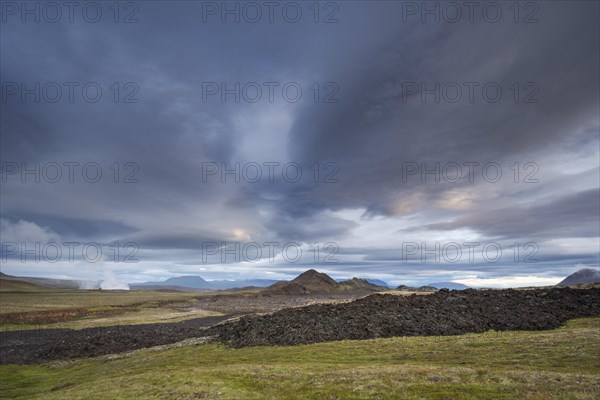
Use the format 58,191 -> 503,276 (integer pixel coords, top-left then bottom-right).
191,293 -> 359,314
0,308 -> 127,325
0,298 -> 200,325
208,287 -> 600,347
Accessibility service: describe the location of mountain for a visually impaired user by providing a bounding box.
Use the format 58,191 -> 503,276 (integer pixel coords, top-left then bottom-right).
428,282 -> 469,290
134,275 -> 208,289
291,269 -> 339,293
128,284 -> 212,292
266,270 -> 387,295
366,279 -> 390,288
134,276 -> 279,290
557,268 -> 600,286
206,279 -> 280,290
162,275 -> 209,288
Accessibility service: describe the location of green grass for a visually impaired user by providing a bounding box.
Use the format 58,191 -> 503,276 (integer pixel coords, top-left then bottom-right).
0,289 -> 213,329
0,290 -> 202,315
0,279 -> 50,292
85,306 -> 119,313
1,318 -> 598,399
0,302 -> 223,332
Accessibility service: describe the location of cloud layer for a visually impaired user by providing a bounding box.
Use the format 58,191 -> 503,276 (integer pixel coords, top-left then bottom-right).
1,1 -> 598,286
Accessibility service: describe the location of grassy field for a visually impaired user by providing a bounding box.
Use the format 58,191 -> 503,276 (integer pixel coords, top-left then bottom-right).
0,289 -> 202,314
0,307 -> 224,331
0,289 -> 212,330
0,279 -> 51,292
0,288 -> 363,331
1,318 -> 598,399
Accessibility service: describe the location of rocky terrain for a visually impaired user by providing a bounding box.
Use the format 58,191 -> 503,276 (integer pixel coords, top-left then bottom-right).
2,286 -> 599,364
0,292 -> 359,364
0,315 -> 230,364
210,287 -> 600,347
396,285 -> 438,292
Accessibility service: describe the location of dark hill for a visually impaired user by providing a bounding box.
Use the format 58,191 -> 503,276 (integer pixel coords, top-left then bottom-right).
0,278 -> 49,292
291,269 -> 338,292
337,278 -> 387,292
266,281 -> 311,295
136,272 -> 388,293
266,270 -> 387,295
0,272 -> 82,289
558,268 -> 600,286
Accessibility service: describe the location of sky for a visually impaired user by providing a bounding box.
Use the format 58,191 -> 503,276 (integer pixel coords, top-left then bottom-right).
1,1 -> 599,288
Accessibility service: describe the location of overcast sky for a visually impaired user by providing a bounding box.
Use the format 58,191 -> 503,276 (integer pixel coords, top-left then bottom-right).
1,1 -> 598,287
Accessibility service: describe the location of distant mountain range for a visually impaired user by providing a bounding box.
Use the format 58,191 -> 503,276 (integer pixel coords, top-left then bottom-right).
131,275 -> 280,291
366,279 -> 391,288
133,273 -> 392,292
395,282 -> 469,291
427,282 -> 470,290
557,268 -> 600,286
0,271 -> 389,293
3,268 -> 597,292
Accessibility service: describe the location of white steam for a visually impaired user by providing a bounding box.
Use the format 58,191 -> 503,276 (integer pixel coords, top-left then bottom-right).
78,280 -> 101,290
76,270 -> 129,290
100,270 -> 130,290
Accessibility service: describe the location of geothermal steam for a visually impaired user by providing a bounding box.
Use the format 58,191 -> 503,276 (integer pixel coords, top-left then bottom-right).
100,270 -> 130,290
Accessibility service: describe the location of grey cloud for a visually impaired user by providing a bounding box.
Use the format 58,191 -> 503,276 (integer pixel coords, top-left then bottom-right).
417,188 -> 600,239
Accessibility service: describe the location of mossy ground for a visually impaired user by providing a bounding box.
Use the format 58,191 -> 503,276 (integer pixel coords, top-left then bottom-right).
1,318 -> 598,399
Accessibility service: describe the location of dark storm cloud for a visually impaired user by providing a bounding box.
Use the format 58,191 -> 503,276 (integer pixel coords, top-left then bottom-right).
1,1 -> 598,284
264,210 -> 358,242
1,213 -> 135,239
285,1 -> 599,217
